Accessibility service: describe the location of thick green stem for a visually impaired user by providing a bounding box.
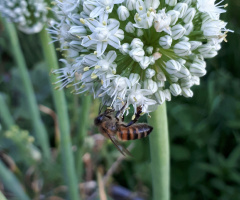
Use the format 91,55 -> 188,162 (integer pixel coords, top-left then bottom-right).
3,20 -> 50,160
147,103 -> 170,200
76,95 -> 92,178
39,28 -> 80,200
0,191 -> 8,200
0,94 -> 14,129
0,160 -> 30,200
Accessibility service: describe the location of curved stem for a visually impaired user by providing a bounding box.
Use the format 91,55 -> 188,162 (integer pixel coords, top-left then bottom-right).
0,94 -> 14,129
0,160 -> 30,200
39,27 -> 80,200
3,20 -> 51,160
147,103 -> 170,200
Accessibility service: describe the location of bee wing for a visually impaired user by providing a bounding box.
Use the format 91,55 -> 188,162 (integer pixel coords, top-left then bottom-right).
106,132 -> 132,157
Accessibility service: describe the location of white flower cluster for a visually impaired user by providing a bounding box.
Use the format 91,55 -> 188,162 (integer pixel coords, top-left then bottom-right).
0,0 -> 48,34
50,0 -> 232,114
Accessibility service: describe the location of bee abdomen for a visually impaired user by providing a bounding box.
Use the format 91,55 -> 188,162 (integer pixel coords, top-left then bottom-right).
117,124 -> 153,141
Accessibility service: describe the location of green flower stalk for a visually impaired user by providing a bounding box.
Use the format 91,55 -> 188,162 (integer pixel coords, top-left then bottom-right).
2,19 -> 51,160
39,27 -> 80,200
148,103 -> 169,200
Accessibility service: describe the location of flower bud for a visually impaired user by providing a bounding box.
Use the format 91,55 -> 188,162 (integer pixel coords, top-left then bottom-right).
155,90 -> 166,104
146,46 -> 153,55
159,35 -> 172,49
167,10 -> 180,25
157,80 -> 165,87
120,43 -> 130,55
165,0 -> 177,6
182,88 -> 193,97
144,79 -> 158,94
125,22 -> 135,33
157,70 -> 166,81
125,0 -> 137,11
175,66 -> 190,78
131,38 -> 144,49
191,76 -> 200,85
184,22 -> 194,35
114,29 -> 124,40
180,77 -> 193,88
117,6 -> 130,21
202,51 -> 218,58
171,24 -> 186,40
68,26 -> 87,37
146,68 -> 156,78
129,73 -> 140,86
183,8 -> 196,24
198,44 -> 215,54
170,83 -> 182,96
178,58 -> 186,65
174,41 -> 191,56
145,0 -> 160,9
140,56 -> 151,69
136,29 -> 144,36
164,89 -> 171,101
174,3 -> 188,18
165,59 -> 181,74
169,74 -> 178,82
189,62 -> 207,77
180,36 -> 189,42
182,0 -> 192,6
190,41 -> 202,51
129,48 -> 145,62
150,56 -> 156,65
194,58 -> 206,68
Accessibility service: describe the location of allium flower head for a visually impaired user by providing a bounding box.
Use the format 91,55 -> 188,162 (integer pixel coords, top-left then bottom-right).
50,0 -> 232,114
0,0 -> 48,34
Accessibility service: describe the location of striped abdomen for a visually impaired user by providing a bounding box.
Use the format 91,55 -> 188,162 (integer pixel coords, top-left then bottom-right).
117,124 -> 153,141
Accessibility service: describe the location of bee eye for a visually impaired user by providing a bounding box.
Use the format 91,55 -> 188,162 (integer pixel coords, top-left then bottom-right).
94,115 -> 103,125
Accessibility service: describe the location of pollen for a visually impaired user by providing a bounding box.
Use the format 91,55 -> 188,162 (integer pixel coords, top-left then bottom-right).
84,67 -> 90,71
80,18 -> 85,24
95,65 -> 101,69
91,73 -> 97,79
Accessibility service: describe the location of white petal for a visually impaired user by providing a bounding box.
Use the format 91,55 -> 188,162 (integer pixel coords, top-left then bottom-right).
106,51 -> 117,63
108,35 -> 120,49
81,36 -> 95,47
90,7 -> 104,18
85,19 -> 102,32
97,42 -> 108,57
107,19 -> 120,34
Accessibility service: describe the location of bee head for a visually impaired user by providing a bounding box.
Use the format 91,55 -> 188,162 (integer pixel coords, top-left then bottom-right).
94,114 -> 104,126
94,109 -> 115,126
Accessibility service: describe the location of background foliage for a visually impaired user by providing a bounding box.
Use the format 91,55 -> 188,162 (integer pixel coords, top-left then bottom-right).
0,0 -> 240,199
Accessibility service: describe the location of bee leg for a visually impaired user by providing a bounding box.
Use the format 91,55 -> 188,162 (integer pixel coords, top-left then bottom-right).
126,106 -> 142,127
115,102 -> 127,120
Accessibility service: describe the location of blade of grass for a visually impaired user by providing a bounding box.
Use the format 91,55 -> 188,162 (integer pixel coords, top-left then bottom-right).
147,103 -> 170,200
39,27 -> 80,200
76,95 -> 92,178
0,160 -> 30,200
0,94 -> 14,129
2,19 -> 50,160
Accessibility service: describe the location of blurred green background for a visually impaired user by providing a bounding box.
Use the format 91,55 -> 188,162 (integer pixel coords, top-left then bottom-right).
0,0 -> 240,199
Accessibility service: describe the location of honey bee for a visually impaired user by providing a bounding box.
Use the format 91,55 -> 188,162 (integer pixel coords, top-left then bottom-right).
94,103 -> 153,156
